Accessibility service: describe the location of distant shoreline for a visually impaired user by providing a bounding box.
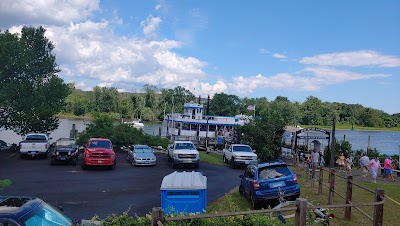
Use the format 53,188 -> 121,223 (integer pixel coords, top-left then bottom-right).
57,114 -> 400,132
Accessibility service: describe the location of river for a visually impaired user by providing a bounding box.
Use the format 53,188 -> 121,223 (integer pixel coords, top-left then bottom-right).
1,119 -> 399,155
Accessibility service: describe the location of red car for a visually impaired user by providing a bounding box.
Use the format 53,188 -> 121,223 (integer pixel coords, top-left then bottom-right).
82,138 -> 116,170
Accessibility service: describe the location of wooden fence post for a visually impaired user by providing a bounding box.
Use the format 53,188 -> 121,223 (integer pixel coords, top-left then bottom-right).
373,188 -> 384,226
305,162 -> 309,182
295,198 -> 308,226
328,168 -> 335,205
311,165 -> 316,188
318,167 -> 323,194
344,175 -> 353,220
151,207 -> 164,226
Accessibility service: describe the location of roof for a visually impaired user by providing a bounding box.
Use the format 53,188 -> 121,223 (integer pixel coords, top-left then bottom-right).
88,138 -> 111,141
0,196 -> 41,219
256,161 -> 288,168
173,141 -> 194,144
161,171 -> 207,190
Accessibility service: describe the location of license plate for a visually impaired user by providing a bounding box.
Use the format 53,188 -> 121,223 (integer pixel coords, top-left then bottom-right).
184,160 -> 192,163
60,157 -> 66,160
144,161 -> 150,164
270,181 -> 285,188
98,160 -> 103,163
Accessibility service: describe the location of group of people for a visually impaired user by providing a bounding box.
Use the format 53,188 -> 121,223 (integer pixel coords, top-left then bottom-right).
339,151 -> 396,183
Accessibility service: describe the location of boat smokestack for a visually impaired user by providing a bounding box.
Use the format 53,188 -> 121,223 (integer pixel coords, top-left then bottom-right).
206,95 -> 210,115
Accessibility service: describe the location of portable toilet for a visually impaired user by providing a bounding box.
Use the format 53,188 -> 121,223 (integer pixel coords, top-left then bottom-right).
161,171 -> 207,215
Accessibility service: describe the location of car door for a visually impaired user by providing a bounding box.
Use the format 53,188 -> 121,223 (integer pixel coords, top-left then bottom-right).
242,166 -> 256,198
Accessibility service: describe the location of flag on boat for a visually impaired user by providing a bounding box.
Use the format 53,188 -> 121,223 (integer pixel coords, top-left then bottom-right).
247,105 -> 255,110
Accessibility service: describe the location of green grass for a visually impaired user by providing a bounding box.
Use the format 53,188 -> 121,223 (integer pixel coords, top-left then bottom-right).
208,187 -> 253,212
199,151 -> 229,166
0,179 -> 11,190
292,166 -> 400,226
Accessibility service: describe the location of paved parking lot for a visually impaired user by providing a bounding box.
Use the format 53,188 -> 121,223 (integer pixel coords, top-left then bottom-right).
0,150 -> 243,221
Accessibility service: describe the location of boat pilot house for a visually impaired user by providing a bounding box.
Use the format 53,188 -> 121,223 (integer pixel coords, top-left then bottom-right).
163,102 -> 249,149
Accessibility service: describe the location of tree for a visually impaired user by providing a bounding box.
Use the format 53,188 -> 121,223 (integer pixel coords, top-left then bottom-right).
0,26 -> 70,135
240,97 -> 295,161
210,93 -> 242,116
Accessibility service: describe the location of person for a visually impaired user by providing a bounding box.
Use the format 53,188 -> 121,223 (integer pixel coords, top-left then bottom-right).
370,157 -> 380,183
336,153 -> 345,172
359,153 -> 370,177
345,156 -> 353,176
344,150 -> 350,159
311,149 -> 320,166
383,156 -> 395,182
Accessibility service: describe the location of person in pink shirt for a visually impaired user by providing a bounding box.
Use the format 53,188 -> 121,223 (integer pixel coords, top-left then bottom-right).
369,157 -> 380,183
383,156 -> 395,182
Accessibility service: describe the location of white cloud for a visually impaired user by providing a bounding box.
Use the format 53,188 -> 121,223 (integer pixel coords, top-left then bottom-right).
229,67 -> 390,94
0,0 -> 100,28
155,4 -> 162,10
98,82 -> 113,88
141,15 -> 162,39
259,48 -> 269,54
300,50 -> 400,68
273,53 -> 287,59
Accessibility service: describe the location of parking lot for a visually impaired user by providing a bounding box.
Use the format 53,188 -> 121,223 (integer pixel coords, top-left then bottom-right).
0,149 -> 243,221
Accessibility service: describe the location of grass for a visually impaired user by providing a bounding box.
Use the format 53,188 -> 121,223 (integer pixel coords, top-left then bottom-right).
0,179 -> 12,190
199,151 -> 229,166
292,166 -> 400,226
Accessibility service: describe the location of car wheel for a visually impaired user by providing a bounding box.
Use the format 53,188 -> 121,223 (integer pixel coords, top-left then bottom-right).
110,161 -> 116,170
72,158 -> 77,166
132,159 -> 136,166
126,155 -> 129,161
239,185 -> 245,197
167,154 -> 172,162
81,162 -> 87,170
250,193 -> 261,210
223,155 -> 227,163
231,157 -> 236,169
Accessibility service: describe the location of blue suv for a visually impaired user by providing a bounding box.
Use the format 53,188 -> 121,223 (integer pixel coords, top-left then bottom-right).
239,162 -> 300,209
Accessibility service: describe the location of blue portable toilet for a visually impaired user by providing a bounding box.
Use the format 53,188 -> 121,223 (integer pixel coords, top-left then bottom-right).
161,171 -> 207,215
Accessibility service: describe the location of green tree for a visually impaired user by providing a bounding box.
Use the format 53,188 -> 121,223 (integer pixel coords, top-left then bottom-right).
300,96 -> 323,125
160,86 -> 195,117
210,93 -> 242,116
65,87 -> 89,116
240,97 -> 295,161
0,26 -> 70,135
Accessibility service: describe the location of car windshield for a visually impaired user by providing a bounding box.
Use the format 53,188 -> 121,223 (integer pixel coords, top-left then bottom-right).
175,143 -> 196,150
88,140 -> 112,148
20,201 -> 72,226
232,145 -> 252,152
258,165 -> 291,179
135,146 -> 152,153
56,140 -> 75,146
25,135 -> 47,140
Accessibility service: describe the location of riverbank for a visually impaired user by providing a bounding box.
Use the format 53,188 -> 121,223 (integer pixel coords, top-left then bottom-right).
301,124 -> 400,132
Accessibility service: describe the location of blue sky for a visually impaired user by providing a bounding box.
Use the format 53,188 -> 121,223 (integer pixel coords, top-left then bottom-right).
1,0 -> 399,114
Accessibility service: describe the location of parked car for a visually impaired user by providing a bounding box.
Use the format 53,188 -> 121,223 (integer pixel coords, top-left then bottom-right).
0,196 -> 73,225
167,141 -> 199,169
126,144 -> 157,166
50,138 -> 79,165
239,161 -> 300,209
0,140 -> 16,152
82,138 -> 116,170
19,133 -> 51,158
223,144 -> 258,168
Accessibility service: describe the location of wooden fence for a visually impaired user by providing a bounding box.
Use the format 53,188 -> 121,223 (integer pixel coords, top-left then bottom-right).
151,162 -> 385,226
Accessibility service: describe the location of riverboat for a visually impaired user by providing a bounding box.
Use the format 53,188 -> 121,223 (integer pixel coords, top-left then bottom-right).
162,102 -> 250,148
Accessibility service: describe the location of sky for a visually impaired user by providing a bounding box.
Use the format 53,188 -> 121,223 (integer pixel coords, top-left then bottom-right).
0,0 -> 399,114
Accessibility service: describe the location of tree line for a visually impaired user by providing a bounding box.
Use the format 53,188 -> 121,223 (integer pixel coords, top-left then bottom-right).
64,85 -> 400,129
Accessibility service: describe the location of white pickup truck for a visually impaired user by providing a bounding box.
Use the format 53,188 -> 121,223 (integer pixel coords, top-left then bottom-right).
167,141 -> 200,169
223,144 -> 258,168
19,133 -> 52,158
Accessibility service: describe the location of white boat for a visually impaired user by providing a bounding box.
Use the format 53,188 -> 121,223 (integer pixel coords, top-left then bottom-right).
124,120 -> 145,129
162,102 -> 250,148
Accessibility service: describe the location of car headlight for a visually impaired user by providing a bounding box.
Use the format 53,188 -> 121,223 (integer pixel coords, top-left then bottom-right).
111,154 -> 115,158
134,157 -> 141,160
173,153 -> 178,158
252,156 -> 258,160
85,153 -> 90,158
56,151 -> 59,155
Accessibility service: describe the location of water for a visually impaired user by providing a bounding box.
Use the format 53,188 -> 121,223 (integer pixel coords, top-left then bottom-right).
1,120 -> 399,155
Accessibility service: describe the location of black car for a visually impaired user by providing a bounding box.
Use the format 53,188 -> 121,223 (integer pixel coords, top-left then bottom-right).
0,196 -> 72,225
50,138 -> 79,165
0,140 -> 16,152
